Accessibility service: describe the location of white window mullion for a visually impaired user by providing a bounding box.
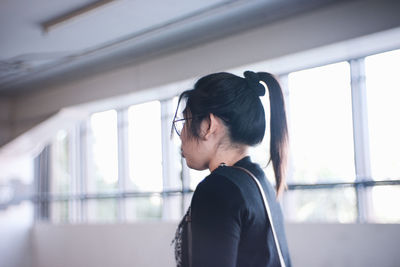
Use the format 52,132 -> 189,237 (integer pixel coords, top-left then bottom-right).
69,125 -> 78,223
161,99 -> 183,220
117,108 -> 129,222
350,58 -> 372,223
79,121 -> 88,223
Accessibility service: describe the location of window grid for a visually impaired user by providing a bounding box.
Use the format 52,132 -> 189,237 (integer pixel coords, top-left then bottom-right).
32,51 -> 400,224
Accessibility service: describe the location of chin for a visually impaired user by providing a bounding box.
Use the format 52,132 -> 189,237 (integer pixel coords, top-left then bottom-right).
186,160 -> 208,171
185,158 -> 208,171
193,166 -> 208,171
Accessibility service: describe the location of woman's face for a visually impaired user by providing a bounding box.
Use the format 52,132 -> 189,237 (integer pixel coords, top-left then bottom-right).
180,119 -> 212,171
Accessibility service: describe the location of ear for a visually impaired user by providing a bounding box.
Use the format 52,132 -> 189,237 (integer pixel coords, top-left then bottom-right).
203,113 -> 222,140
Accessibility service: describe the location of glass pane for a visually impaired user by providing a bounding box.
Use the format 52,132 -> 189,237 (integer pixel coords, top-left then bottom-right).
125,196 -> 162,221
365,49 -> 400,180
87,199 -> 118,223
283,187 -> 357,223
128,101 -> 163,192
162,194 -> 183,220
51,130 -> 71,194
50,201 -> 69,223
288,62 -> 355,183
369,185 -> 400,223
87,110 -> 119,193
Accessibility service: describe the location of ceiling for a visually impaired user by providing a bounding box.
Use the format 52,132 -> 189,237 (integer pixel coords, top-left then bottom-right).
0,0 -> 342,95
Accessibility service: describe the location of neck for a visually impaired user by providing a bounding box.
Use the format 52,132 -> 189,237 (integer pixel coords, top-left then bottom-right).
208,146 -> 248,172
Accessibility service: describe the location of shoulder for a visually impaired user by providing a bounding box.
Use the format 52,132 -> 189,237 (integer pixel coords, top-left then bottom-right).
190,170 -> 249,230
192,170 -> 247,210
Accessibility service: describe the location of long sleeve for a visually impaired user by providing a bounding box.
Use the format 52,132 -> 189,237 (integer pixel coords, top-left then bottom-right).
190,174 -> 246,267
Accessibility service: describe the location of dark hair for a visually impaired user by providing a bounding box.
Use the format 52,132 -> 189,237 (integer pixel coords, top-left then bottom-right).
173,71 -> 288,197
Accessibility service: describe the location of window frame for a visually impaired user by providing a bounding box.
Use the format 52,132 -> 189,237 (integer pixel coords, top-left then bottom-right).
32,50 -> 400,224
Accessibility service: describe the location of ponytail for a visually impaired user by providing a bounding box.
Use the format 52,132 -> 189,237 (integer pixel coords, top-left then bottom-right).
257,72 -> 289,198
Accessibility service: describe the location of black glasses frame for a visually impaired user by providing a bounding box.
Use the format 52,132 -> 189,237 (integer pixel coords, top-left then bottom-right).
172,117 -> 192,137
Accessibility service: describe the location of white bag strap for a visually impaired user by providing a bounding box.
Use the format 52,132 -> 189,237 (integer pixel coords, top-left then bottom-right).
232,166 -> 286,267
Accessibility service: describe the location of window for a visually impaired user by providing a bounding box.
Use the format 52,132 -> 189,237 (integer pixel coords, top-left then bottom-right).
31,48 -> 400,224
288,62 -> 355,184
128,101 -> 163,192
284,62 -> 358,222
51,130 -> 71,194
365,49 -> 400,180
50,130 -> 71,222
364,49 -> 400,223
369,185 -> 400,223
85,110 -> 119,222
87,199 -> 118,223
126,101 -> 163,221
87,110 -> 119,193
125,196 -> 162,221
281,50 -> 400,223
283,187 -> 357,223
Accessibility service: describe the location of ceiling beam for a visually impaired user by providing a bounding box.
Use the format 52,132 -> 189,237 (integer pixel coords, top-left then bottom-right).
41,0 -> 117,33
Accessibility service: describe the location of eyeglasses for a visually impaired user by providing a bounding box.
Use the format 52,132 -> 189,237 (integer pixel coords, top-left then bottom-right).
172,118 -> 191,137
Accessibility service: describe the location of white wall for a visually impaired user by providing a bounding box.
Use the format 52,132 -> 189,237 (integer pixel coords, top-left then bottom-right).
10,0 -> 400,142
287,223 -> 400,267
0,223 -> 32,267
32,222 -> 400,267
0,202 -> 34,267
32,223 -> 177,267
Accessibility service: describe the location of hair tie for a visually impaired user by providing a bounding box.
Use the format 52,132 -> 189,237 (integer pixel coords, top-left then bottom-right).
243,71 -> 266,97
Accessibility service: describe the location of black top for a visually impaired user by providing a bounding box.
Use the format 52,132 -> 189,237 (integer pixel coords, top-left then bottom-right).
185,156 -> 291,267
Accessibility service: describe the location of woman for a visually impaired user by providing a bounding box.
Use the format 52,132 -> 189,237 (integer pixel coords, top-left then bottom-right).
171,71 -> 291,267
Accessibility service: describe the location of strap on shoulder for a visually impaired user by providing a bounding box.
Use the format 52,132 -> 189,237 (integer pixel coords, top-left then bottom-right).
230,166 -> 286,267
